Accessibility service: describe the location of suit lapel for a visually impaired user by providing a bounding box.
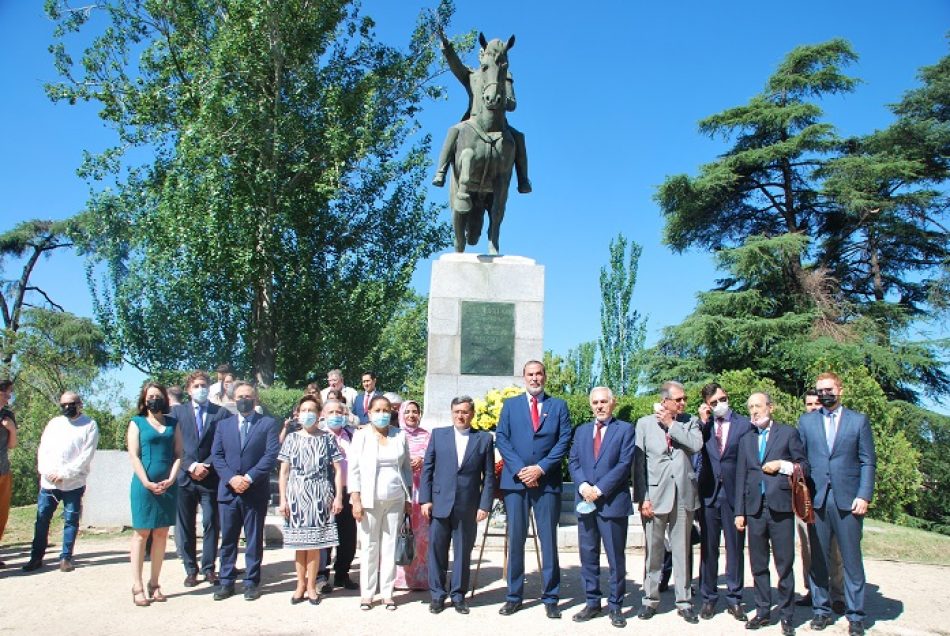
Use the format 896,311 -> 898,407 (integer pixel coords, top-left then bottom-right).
763,424 -> 779,461
830,408 -> 847,455
196,404 -> 214,444
240,413 -> 258,453
459,430 -> 477,470
594,420 -> 616,466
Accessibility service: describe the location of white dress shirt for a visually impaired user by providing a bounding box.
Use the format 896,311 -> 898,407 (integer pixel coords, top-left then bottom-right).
37,414 -> 100,491
454,426 -> 471,467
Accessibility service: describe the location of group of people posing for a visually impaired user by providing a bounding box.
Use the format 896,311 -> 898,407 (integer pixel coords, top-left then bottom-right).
3,361 -> 874,636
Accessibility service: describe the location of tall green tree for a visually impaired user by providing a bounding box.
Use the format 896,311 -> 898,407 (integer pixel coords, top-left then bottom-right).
47,0 -> 456,385
566,340 -> 598,396
598,234 -> 647,395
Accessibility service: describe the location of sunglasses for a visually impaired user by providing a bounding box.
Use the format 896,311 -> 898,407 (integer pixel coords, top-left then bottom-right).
707,397 -> 728,407
664,396 -> 687,404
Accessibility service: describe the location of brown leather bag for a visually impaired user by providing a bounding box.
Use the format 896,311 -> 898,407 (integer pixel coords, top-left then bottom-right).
790,463 -> 815,523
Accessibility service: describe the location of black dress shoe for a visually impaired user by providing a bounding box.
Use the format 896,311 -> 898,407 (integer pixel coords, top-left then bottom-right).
429,600 -> 445,614
746,614 -> 771,630
609,610 -> 626,628
795,593 -> 812,607
291,594 -> 306,605
572,605 -> 602,622
243,586 -> 261,601
728,604 -> 749,621
317,578 -> 333,594
454,600 -> 470,615
810,614 -> 833,631
678,607 -> 699,624
833,600 -> 847,615
183,573 -> 199,587
545,603 -> 562,619
213,585 -> 235,601
638,606 -> 656,620
782,619 -> 795,636
498,601 -> 523,616
21,559 -> 43,572
700,602 -> 716,620
334,574 -> 359,590
204,571 -> 219,585
848,620 -> 865,636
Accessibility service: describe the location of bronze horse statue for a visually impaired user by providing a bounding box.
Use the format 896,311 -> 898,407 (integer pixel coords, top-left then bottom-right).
448,34 -> 517,255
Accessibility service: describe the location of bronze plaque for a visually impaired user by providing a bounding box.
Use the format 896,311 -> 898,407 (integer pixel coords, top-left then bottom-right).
460,301 -> 515,375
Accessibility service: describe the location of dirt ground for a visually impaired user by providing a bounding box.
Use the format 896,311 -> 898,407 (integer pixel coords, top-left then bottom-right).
1,538 -> 947,635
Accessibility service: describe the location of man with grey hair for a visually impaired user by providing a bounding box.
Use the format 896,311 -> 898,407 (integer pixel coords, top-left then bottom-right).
568,387 -> 636,628
23,391 -> 100,572
320,369 -> 358,406
420,396 -> 496,614
736,392 -> 808,636
633,380 -> 702,623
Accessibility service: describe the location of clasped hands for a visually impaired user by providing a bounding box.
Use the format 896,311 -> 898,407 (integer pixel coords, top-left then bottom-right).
517,464 -> 544,488
579,483 -> 600,503
147,478 -> 174,495
228,475 -> 252,494
190,464 -> 210,481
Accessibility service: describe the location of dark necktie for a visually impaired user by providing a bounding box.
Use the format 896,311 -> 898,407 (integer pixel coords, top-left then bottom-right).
593,421 -> 604,458
715,417 -> 725,454
195,404 -> 204,437
530,396 -> 540,432
240,417 -> 250,446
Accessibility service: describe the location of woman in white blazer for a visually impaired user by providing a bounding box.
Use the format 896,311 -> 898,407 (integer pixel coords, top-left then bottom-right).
348,395 -> 413,610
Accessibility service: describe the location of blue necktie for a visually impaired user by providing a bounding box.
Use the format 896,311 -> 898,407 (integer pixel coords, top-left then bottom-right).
759,428 -> 768,495
240,417 -> 249,446
826,412 -> 836,452
195,404 -> 204,437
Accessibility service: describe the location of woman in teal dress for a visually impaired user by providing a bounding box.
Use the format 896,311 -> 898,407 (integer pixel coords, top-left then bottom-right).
128,382 -> 182,607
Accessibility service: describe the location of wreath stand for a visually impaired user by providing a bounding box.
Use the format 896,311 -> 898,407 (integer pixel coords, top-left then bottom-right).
469,500 -> 542,599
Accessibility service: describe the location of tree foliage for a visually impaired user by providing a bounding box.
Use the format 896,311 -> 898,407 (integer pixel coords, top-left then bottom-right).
47,0 -> 457,385
599,234 -> 647,395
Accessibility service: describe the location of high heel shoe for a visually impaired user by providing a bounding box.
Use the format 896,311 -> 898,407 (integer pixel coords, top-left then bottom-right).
146,582 -> 167,602
132,586 -> 151,607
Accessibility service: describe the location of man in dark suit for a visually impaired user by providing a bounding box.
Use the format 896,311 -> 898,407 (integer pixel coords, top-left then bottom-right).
352,371 -> 382,425
211,381 -> 280,601
495,360 -> 573,619
696,382 -> 751,622
173,370 -> 230,587
420,395 -> 496,615
568,387 -> 635,628
735,392 -> 808,636
798,372 -> 876,636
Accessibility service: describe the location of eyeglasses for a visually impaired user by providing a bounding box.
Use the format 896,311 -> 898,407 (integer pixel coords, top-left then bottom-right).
815,388 -> 835,395
664,396 -> 687,404
708,397 -> 728,407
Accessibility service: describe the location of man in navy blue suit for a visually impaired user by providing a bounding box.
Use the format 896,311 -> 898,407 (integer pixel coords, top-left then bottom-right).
735,392 -> 809,636
419,396 -> 496,615
352,371 -> 382,425
211,382 -> 280,601
568,387 -> 635,628
798,372 -> 876,636
495,360 -> 573,619
696,382 -> 751,622
173,370 -> 230,587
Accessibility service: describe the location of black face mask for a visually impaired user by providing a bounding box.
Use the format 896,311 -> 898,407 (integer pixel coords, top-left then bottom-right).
62,404 -> 79,419
146,397 -> 166,413
236,398 -> 255,415
818,393 -> 838,408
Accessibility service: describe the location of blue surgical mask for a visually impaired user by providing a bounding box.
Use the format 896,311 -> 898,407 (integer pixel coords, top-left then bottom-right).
370,412 -> 391,429
298,412 -> 318,429
191,387 -> 209,404
325,414 -> 346,430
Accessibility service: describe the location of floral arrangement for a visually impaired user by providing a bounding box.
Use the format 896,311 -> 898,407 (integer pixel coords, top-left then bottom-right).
472,385 -> 524,431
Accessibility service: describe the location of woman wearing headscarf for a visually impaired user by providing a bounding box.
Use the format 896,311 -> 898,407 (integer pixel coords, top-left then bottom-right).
394,400 -> 430,590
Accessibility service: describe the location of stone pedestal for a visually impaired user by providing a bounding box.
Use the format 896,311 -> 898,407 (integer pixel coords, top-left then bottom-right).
422,253 -> 544,428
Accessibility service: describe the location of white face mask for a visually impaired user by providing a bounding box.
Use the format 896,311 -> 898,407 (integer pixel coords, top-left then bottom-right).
191,387 -> 210,404
712,401 -> 730,419
298,412 -> 319,429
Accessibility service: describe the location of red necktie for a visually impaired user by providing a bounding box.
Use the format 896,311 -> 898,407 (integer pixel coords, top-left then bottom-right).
530,396 -> 540,432
715,417 -> 725,454
363,393 -> 370,413
593,421 -> 604,458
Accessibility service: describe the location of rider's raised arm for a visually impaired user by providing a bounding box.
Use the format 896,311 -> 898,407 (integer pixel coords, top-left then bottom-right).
439,32 -> 472,88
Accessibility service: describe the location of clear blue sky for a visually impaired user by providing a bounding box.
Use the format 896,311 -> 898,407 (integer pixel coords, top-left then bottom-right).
1,1 -> 947,408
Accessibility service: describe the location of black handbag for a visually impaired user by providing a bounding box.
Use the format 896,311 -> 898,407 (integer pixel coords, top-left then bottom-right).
394,513 -> 415,565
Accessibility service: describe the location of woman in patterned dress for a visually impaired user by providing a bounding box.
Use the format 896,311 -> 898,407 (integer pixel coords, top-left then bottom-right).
394,400 -> 430,590
278,395 -> 344,605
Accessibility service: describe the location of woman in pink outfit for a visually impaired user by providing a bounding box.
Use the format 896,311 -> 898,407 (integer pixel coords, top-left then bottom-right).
394,400 -> 430,590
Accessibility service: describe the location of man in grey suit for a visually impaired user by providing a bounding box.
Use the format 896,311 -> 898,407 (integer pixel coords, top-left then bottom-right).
633,380 -> 703,624
798,372 -> 876,636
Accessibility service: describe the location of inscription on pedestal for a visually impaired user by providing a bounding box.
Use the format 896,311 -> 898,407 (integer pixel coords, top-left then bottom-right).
460,301 -> 515,375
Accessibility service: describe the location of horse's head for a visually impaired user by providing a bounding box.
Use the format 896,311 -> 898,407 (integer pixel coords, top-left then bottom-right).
477,32 -> 514,112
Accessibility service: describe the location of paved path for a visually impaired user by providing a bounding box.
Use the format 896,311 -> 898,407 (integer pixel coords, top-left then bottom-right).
1,538 -> 947,635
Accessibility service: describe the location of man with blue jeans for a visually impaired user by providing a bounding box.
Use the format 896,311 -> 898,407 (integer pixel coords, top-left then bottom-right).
23,391 -> 100,572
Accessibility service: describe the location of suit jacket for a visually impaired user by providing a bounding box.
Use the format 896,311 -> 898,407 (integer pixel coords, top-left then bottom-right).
211,411 -> 280,505
568,418 -> 635,518
697,411 -> 753,508
632,413 -> 702,514
419,426 -> 496,519
352,391 -> 382,424
172,400 -> 230,488
797,407 -> 876,510
347,427 -> 413,509
735,421 -> 809,516
495,392 -> 573,493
